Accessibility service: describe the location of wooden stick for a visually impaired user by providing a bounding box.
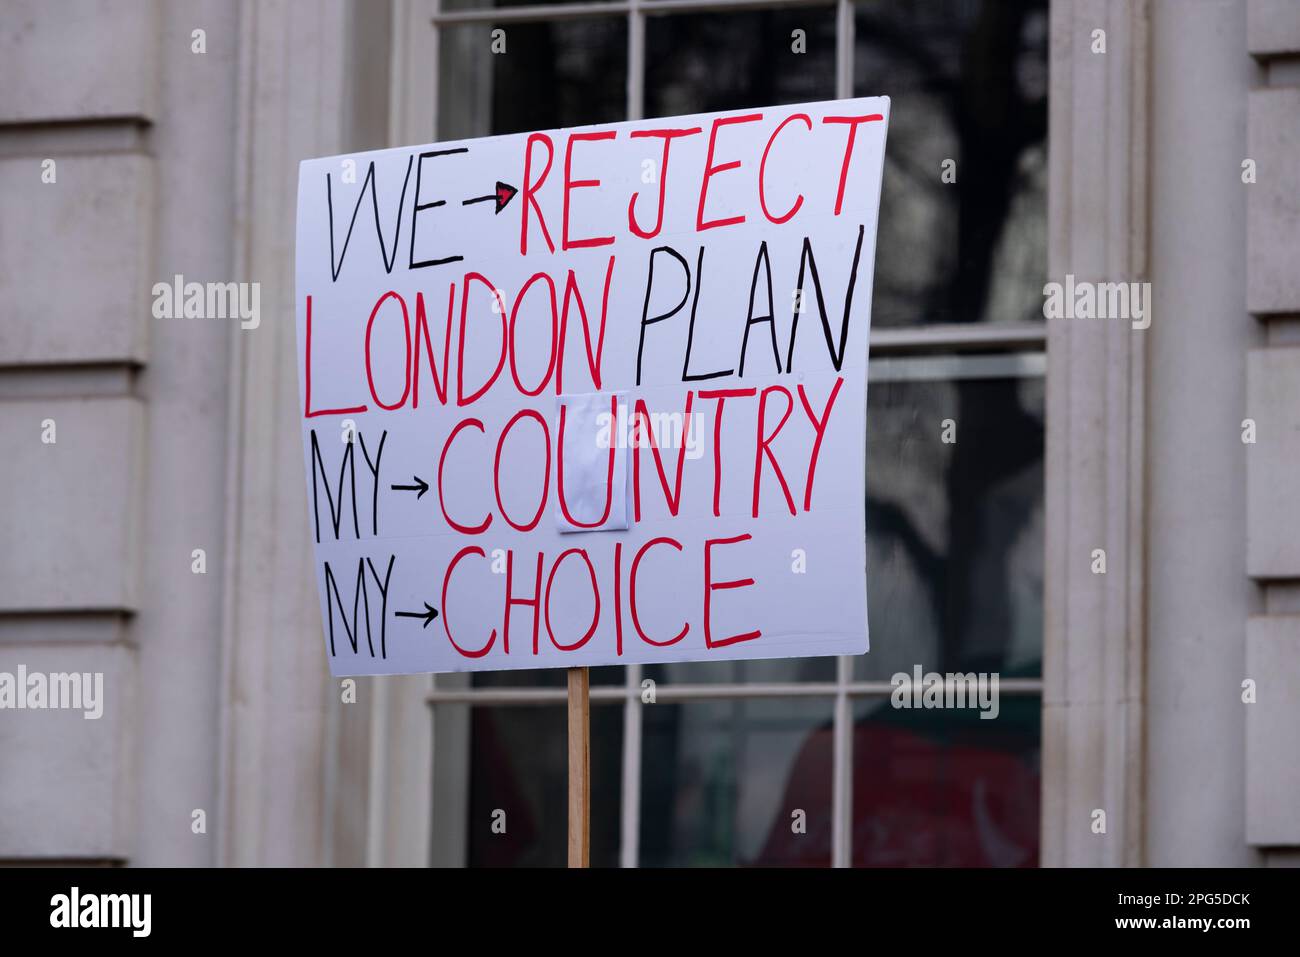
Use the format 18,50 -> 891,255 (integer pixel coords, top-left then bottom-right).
567,666 -> 591,868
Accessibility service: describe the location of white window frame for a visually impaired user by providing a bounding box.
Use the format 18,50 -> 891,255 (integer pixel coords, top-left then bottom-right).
380,0 -> 1065,869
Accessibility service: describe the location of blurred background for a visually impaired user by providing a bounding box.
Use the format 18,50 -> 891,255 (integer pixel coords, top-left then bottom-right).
0,0 -> 1293,867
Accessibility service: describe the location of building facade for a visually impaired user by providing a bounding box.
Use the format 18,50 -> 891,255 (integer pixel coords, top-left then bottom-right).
0,0 -> 1295,867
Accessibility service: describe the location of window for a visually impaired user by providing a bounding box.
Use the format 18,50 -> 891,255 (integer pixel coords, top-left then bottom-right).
415,0 -> 1048,867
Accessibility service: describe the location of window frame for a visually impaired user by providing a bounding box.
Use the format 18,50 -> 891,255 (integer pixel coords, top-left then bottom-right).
384,0 -> 1055,869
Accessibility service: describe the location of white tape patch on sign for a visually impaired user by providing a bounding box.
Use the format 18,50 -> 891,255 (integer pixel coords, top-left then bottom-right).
295,97 -> 890,676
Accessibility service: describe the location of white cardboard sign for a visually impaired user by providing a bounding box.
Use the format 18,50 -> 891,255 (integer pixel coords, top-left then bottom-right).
295,97 -> 889,676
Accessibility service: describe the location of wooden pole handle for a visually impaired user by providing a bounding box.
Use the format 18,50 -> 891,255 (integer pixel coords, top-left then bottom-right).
567,666 -> 591,868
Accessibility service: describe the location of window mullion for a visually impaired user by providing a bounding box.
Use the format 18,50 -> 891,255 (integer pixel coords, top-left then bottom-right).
628,4 -> 646,120
835,0 -> 854,99
620,663 -> 644,867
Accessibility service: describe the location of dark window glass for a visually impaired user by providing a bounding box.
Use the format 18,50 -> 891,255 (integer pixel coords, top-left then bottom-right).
472,665 -> 624,688
465,704 -> 623,866
438,18 -> 628,139
860,371 -> 1044,681
443,0 -> 609,9
640,698 -> 835,866
851,694 -> 1040,866
645,9 -> 836,118
643,656 -> 836,686
856,0 -> 1048,326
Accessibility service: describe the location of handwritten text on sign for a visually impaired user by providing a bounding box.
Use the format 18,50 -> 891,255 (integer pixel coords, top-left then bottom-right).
295,97 -> 889,676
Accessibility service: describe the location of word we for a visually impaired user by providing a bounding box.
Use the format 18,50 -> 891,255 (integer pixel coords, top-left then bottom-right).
1042,273 -> 1150,330
890,665 -> 999,720
0,666 -> 103,719
50,887 -> 150,938
152,273 -> 261,329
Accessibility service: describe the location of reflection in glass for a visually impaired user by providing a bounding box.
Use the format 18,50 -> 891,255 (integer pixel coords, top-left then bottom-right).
861,373 -> 1044,681
851,694 -> 1040,866
645,9 -> 836,118
438,18 -> 627,139
644,656 -> 835,686
856,0 -> 1048,326
465,705 -> 623,866
640,698 -> 834,866
472,665 -> 624,688
442,0 -> 608,9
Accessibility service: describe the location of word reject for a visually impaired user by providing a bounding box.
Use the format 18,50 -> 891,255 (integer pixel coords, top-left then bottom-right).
295,97 -> 890,676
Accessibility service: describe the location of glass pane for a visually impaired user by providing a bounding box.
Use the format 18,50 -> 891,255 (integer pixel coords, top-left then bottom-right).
645,9 -> 836,118
855,0 -> 1048,326
465,705 -> 623,866
443,0 -> 611,9
640,698 -> 834,866
438,18 -> 627,139
643,656 -> 836,686
472,665 -> 624,688
851,694 -> 1041,866
858,372 -> 1044,681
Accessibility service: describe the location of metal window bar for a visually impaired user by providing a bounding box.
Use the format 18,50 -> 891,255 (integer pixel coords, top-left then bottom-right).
426,677 -> 1045,705
432,0 -> 841,27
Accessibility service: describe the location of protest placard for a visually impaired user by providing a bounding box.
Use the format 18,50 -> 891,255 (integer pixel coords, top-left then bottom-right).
295,97 -> 889,678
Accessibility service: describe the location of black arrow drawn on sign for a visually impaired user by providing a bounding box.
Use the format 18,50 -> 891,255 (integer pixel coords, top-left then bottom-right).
462,181 -> 518,214
395,603 -> 440,629
390,475 -> 429,499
